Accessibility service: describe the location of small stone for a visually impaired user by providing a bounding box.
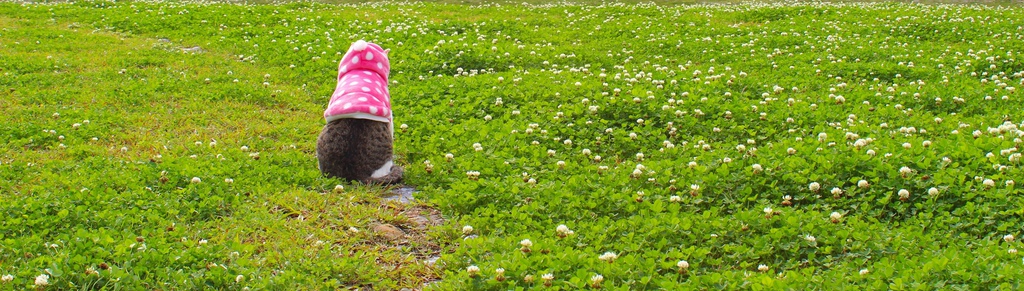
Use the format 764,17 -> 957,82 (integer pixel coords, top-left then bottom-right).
372,223 -> 405,241
408,215 -> 430,227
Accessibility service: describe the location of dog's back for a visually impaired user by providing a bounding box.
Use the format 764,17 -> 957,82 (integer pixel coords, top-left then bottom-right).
317,118 -> 402,184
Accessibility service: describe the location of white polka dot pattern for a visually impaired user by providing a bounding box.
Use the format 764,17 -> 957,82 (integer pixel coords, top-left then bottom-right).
324,40 -> 393,123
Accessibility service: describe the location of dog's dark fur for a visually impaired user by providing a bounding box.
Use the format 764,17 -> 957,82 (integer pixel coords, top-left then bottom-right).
316,118 -> 403,184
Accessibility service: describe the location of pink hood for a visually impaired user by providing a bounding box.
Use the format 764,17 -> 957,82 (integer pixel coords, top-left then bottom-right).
324,40 -> 392,124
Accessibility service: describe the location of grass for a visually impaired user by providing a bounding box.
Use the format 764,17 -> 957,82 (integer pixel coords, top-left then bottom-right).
1,0 -> 1023,289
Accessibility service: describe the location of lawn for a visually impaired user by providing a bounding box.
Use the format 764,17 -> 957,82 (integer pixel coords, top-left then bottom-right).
1,0 -> 1023,289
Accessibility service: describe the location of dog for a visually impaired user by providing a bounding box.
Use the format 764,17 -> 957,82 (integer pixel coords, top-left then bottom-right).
316,40 -> 403,184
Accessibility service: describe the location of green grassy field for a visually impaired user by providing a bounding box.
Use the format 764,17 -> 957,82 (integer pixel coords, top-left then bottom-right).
2,0 -> 1023,289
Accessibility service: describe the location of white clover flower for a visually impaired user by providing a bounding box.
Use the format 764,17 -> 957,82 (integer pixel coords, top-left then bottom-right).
492,267 -> 505,281
859,269 -> 869,276
984,179 -> 996,188
631,168 -> 643,177
809,182 -> 821,192
224,178 -> 234,184
853,139 -> 868,149
445,153 -> 454,161
557,224 -> 573,237
830,187 -> 842,196
757,264 -> 769,272
677,260 -> 689,269
669,195 -> 682,202
467,265 -> 480,277
804,235 -> 816,242
1008,180 -> 1016,187
599,251 -> 618,263
899,166 -> 913,177
582,149 -> 591,155
1009,249 -> 1018,255
1,274 -> 12,282
688,161 -> 698,168
520,239 -> 533,248
830,212 -> 842,222
751,164 -> 763,173
857,180 -> 869,188
547,149 -> 556,156
922,140 -> 932,147
34,274 -> 48,287
866,149 -> 876,156
898,189 -> 910,200
191,177 -> 202,184
590,274 -> 604,286
236,275 -> 244,283
1004,234 -> 1015,242
462,225 -> 474,235
787,148 -> 796,155
541,273 -> 554,281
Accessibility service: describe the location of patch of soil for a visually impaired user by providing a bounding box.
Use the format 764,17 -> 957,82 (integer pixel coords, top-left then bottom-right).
364,186 -> 446,290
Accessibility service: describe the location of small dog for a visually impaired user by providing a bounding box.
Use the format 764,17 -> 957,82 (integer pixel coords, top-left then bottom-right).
316,40 -> 403,184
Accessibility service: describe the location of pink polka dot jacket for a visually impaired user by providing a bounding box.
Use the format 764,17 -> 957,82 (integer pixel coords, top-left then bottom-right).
324,40 -> 392,124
